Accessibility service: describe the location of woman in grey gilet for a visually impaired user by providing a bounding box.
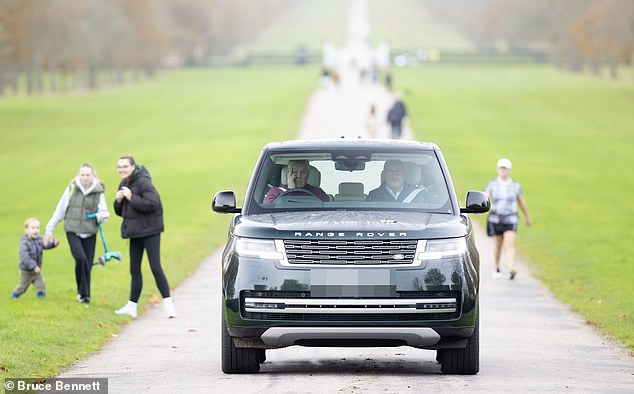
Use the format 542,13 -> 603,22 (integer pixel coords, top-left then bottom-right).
44,163 -> 110,303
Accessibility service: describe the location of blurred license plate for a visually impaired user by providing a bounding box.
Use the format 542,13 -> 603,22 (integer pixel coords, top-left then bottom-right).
311,269 -> 396,297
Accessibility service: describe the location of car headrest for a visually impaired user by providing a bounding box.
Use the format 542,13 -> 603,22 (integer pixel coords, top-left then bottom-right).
338,182 -> 364,196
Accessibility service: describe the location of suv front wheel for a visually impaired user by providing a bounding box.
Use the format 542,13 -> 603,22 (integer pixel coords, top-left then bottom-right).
437,309 -> 479,375
221,308 -> 261,374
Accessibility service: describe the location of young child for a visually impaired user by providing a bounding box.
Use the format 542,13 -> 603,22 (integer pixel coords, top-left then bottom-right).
11,217 -> 59,299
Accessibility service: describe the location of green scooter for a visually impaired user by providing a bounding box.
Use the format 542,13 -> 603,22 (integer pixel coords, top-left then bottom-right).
86,213 -> 121,265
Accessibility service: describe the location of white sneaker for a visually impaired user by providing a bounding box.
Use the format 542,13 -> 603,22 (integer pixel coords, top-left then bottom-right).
163,297 -> 177,318
492,269 -> 502,279
115,301 -> 138,318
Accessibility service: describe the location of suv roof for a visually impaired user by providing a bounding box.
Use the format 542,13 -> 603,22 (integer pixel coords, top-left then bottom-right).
262,139 -> 440,151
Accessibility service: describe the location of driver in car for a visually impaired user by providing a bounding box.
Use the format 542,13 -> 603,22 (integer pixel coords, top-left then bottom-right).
366,159 -> 426,203
263,160 -> 330,204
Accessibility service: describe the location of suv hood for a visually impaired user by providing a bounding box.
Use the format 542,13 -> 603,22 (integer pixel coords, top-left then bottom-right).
233,211 -> 469,240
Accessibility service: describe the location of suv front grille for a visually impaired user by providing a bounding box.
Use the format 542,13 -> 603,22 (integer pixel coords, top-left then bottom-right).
283,239 -> 418,265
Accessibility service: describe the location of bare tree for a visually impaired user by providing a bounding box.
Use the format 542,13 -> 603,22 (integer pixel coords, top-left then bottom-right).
421,0 -> 634,77
0,0 -> 302,95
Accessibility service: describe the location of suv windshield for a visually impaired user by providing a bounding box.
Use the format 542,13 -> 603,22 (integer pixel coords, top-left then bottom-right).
248,148 -> 452,214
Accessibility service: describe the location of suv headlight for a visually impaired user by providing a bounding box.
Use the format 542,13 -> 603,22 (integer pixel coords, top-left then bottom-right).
418,238 -> 466,260
235,237 -> 283,260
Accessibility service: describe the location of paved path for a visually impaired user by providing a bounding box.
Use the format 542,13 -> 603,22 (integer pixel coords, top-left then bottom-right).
60,0 -> 633,392
299,0 -> 410,141
58,228 -> 634,393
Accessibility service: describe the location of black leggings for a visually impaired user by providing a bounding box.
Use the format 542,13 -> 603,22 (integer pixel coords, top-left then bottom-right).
66,232 -> 96,298
128,233 -> 170,302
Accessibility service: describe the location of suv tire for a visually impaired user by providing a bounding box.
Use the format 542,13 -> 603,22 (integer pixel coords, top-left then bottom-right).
221,308 -> 261,374
438,309 -> 479,375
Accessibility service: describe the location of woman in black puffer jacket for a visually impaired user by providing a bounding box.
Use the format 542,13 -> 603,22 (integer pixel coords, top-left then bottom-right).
113,156 -> 176,319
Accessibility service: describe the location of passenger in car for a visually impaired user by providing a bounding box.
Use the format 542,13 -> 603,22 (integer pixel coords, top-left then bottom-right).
263,160 -> 330,204
366,160 -> 425,203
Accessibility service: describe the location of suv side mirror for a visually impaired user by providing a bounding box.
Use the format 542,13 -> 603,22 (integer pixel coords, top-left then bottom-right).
212,191 -> 241,214
460,190 -> 490,214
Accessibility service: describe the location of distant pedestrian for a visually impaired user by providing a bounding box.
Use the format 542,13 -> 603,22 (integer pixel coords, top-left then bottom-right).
44,163 -> 110,303
387,93 -> 407,139
485,158 -> 531,280
370,64 -> 378,84
113,156 -> 176,319
12,218 -> 58,299
366,104 -> 380,138
385,70 -> 393,90
320,67 -> 331,88
332,70 -> 340,86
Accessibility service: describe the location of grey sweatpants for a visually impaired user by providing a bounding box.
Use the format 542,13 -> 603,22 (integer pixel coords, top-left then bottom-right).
13,269 -> 46,295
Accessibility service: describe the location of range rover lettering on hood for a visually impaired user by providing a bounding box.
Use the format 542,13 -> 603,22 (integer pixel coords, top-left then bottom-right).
293,232 -> 408,237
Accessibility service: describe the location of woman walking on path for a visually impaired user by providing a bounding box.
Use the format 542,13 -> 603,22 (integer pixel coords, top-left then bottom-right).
485,158 -> 531,280
366,104 -> 380,138
44,163 -> 110,303
113,156 -> 176,318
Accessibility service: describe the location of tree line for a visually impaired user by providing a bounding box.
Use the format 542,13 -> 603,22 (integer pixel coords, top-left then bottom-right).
2,0 -> 631,96
422,0 -> 634,78
0,0 -> 294,95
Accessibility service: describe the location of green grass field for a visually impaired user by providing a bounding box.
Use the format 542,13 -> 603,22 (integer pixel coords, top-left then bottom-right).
2,65 -> 632,381
0,67 -> 319,378
223,0 -> 348,63
394,65 -> 634,352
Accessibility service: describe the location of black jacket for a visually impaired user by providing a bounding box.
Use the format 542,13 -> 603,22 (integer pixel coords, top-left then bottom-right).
366,183 -> 418,202
114,166 -> 164,239
387,100 -> 407,126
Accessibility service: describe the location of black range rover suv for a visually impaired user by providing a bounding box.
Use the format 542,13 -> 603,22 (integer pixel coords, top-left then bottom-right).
212,139 -> 489,374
